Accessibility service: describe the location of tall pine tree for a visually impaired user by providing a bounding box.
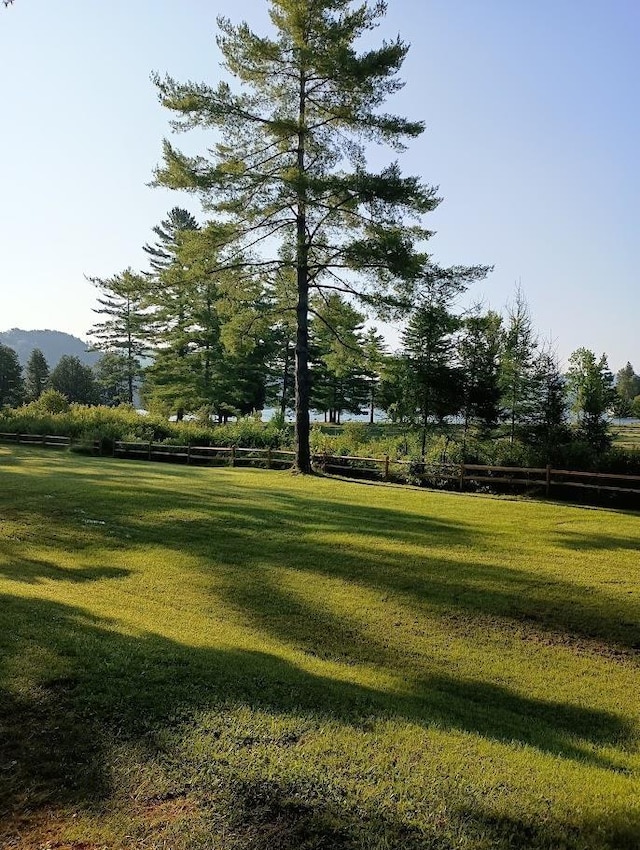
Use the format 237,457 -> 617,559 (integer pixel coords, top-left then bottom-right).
567,348 -> 616,452
499,287 -> 538,446
0,344 -> 24,407
153,1 -> 451,471
88,269 -> 148,405
24,348 -> 50,402
458,308 -> 502,451
402,292 -> 462,457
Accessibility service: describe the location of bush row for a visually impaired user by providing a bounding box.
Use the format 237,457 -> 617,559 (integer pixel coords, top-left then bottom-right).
2,399 -> 639,476
0,401 -> 292,451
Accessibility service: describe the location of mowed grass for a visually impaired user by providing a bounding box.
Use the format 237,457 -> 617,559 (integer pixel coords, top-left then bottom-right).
0,447 -> 639,850
612,421 -> 640,451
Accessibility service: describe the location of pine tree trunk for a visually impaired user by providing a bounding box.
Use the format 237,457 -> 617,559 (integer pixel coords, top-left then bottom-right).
126,310 -> 134,406
280,342 -> 291,419
421,385 -> 429,457
295,274 -> 311,472
128,371 -> 134,406
510,376 -> 518,447
421,415 -> 428,458
293,59 -> 312,473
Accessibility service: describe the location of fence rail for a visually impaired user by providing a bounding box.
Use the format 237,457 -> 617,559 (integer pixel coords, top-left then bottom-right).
0,432 -> 71,448
113,441 -> 296,469
2,432 -> 640,499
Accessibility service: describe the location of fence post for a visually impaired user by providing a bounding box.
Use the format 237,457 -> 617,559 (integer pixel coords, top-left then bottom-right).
546,464 -> 551,497
267,447 -> 272,469
384,455 -> 390,481
231,445 -> 236,467
187,444 -> 191,465
148,441 -> 152,461
459,463 -> 465,492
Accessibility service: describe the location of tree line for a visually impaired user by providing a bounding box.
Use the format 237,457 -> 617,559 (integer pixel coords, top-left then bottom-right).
1,266 -> 637,464
0,347 -> 99,408
4,1 -> 637,470
79,202 -> 637,465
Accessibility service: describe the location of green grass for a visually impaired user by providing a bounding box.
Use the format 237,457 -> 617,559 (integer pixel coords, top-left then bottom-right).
612,421 -> 640,451
1,446 -> 639,849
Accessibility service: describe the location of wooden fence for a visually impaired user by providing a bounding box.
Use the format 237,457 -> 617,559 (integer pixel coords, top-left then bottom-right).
0,432 -> 71,448
112,440 -> 296,470
2,432 -> 640,499
458,463 -> 640,498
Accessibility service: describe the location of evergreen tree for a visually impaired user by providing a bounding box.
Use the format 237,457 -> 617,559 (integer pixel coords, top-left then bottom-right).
499,288 -> 538,445
142,214 -> 271,419
142,211 -> 212,419
310,294 -> 368,424
153,1 -> 488,470
566,348 -> 616,452
88,269 -> 148,405
525,347 -> 569,459
50,355 -> 98,405
615,362 -> 640,403
361,326 -> 388,424
250,265 -> 299,421
94,352 -> 134,407
0,344 -> 24,407
458,309 -> 502,451
377,353 -> 415,426
143,207 -> 200,273
612,393 -> 633,421
402,287 -> 462,457
24,348 -> 50,402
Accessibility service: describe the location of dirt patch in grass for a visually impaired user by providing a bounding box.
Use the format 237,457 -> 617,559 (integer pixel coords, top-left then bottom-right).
500,616 -> 640,663
134,790 -> 199,826
0,792 -> 201,850
0,808 -> 105,850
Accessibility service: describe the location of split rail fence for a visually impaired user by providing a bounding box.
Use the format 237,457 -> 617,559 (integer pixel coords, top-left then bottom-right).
1,432 -> 640,499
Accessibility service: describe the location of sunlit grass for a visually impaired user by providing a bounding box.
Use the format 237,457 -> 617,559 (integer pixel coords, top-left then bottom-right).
1,446 -> 639,849
612,421 -> 640,451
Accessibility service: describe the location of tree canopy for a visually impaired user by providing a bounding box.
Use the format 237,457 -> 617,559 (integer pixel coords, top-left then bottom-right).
152,0 -> 488,470
50,355 -> 99,405
0,344 -> 24,407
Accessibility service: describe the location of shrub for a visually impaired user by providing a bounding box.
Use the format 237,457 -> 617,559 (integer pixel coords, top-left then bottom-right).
34,389 -> 70,414
340,421 -> 368,447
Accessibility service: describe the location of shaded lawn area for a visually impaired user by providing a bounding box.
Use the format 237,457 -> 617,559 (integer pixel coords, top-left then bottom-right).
0,446 -> 639,849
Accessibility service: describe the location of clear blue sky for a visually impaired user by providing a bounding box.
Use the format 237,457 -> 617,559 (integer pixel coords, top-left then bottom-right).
1,0 -> 638,371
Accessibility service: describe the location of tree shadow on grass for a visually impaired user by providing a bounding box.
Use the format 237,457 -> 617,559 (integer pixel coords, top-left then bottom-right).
214,773 -> 640,850
3,452 -> 640,653
551,529 -> 640,553
140,498 -> 640,654
457,802 -> 640,850
0,456 -> 477,549
0,593 -> 634,842
0,550 -> 131,584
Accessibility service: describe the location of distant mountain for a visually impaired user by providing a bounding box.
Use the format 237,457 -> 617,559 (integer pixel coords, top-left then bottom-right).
0,328 -> 100,369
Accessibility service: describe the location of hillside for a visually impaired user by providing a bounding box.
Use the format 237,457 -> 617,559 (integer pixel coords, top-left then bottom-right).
0,328 -> 99,369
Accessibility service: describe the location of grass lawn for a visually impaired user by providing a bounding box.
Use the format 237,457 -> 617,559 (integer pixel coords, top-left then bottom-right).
0,446 -> 639,849
612,421 -> 640,452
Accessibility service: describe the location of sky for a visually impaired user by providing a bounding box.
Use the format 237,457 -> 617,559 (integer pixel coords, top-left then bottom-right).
0,0 -> 638,372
